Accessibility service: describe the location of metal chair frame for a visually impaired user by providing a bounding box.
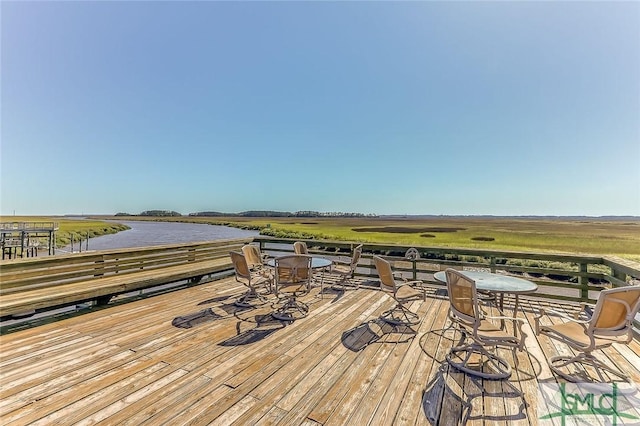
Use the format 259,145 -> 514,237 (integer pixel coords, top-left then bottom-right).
534,286 -> 640,382
331,244 -> 363,292
445,268 -> 526,380
373,255 -> 425,326
272,254 -> 313,321
229,251 -> 272,308
293,241 -> 309,255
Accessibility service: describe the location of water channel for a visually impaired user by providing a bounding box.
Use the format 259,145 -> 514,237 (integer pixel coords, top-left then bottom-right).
62,220 -> 260,252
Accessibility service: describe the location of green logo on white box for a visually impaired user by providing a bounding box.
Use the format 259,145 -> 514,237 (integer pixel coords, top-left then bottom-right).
539,382 -> 640,425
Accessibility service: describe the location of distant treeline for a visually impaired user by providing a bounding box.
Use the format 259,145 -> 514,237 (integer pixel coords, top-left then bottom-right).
189,211 -> 376,218
115,210 -> 182,217
113,211 -> 638,220
113,210 -> 375,218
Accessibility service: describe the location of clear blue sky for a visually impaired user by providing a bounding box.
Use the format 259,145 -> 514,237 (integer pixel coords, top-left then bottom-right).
2,1 -> 639,217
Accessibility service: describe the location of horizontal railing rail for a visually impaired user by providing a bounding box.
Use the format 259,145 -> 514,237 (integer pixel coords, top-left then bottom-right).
0,222 -> 59,231
0,238 -> 251,294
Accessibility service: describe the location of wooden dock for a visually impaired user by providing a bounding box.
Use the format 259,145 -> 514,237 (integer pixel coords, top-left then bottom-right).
0,222 -> 58,259
2,274 -> 640,425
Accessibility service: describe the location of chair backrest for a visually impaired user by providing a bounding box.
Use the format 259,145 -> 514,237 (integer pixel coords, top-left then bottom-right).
242,244 -> 263,269
445,268 -> 479,323
350,245 -> 363,271
590,286 -> 640,336
274,255 -> 312,286
373,255 -> 397,293
230,251 -> 251,283
293,241 -> 308,255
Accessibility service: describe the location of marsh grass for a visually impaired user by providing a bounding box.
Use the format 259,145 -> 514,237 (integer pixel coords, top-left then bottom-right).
92,215 -> 640,262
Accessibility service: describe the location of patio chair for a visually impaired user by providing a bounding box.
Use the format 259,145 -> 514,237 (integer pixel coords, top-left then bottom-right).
445,268 -> 525,379
293,241 -> 308,255
229,251 -> 272,308
373,255 -> 425,325
242,244 -> 273,288
438,264 -> 497,311
242,243 -> 268,270
272,254 -> 313,321
331,244 -> 363,292
534,286 -> 640,382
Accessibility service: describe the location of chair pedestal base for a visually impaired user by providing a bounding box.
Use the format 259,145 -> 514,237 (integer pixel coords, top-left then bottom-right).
447,342 -> 512,380
381,304 -> 420,326
272,298 -> 309,321
234,291 -> 268,308
549,353 -> 629,382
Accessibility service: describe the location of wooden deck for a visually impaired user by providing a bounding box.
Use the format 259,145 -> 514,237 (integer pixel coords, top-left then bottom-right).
2,274 -> 640,425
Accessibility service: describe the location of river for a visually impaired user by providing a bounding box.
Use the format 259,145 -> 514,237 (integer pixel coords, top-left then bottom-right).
61,220 -> 259,252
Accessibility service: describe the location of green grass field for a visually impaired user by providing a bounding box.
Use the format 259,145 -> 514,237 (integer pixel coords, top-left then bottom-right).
2,215 -> 639,261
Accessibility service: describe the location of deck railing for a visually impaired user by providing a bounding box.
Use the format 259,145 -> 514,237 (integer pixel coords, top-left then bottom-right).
253,236 -> 640,304
0,222 -> 59,231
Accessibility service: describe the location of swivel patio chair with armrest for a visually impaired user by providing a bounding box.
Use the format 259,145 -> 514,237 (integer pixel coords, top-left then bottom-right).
229,251 -> 272,308
438,264 -> 497,312
373,255 -> 425,326
272,254 -> 313,321
534,285 -> 640,382
293,240 -> 331,289
242,243 -> 273,290
445,268 -> 526,379
242,243 -> 269,270
293,241 -> 308,255
331,244 -> 363,292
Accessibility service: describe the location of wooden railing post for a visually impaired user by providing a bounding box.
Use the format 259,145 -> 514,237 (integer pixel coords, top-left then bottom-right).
612,268 -> 626,287
579,262 -> 589,301
411,259 -> 417,280
94,256 -> 105,277
490,256 -> 496,273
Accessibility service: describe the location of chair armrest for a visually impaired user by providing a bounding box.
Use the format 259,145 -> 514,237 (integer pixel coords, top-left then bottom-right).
395,271 -> 422,284
542,308 -> 591,324
485,315 -> 526,323
533,307 -> 590,336
484,315 -> 528,347
397,279 -> 424,288
575,302 -> 596,320
393,271 -> 405,280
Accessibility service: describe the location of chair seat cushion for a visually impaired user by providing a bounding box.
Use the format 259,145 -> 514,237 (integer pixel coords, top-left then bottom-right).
541,321 -> 627,349
456,318 -> 519,343
277,283 -> 308,294
332,264 -> 352,274
396,285 -> 423,301
253,275 -> 271,285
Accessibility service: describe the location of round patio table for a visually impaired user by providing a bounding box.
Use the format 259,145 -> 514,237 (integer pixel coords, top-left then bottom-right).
434,270 -> 538,323
266,255 -> 333,291
266,256 -> 332,269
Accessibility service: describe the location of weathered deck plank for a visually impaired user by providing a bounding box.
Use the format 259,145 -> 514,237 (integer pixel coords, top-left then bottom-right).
2,276 -> 640,425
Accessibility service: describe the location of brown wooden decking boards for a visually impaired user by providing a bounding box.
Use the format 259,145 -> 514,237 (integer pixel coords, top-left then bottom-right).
2,275 -> 640,425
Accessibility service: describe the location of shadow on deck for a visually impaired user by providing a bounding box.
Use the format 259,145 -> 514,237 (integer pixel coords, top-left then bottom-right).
2,274 -> 640,425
